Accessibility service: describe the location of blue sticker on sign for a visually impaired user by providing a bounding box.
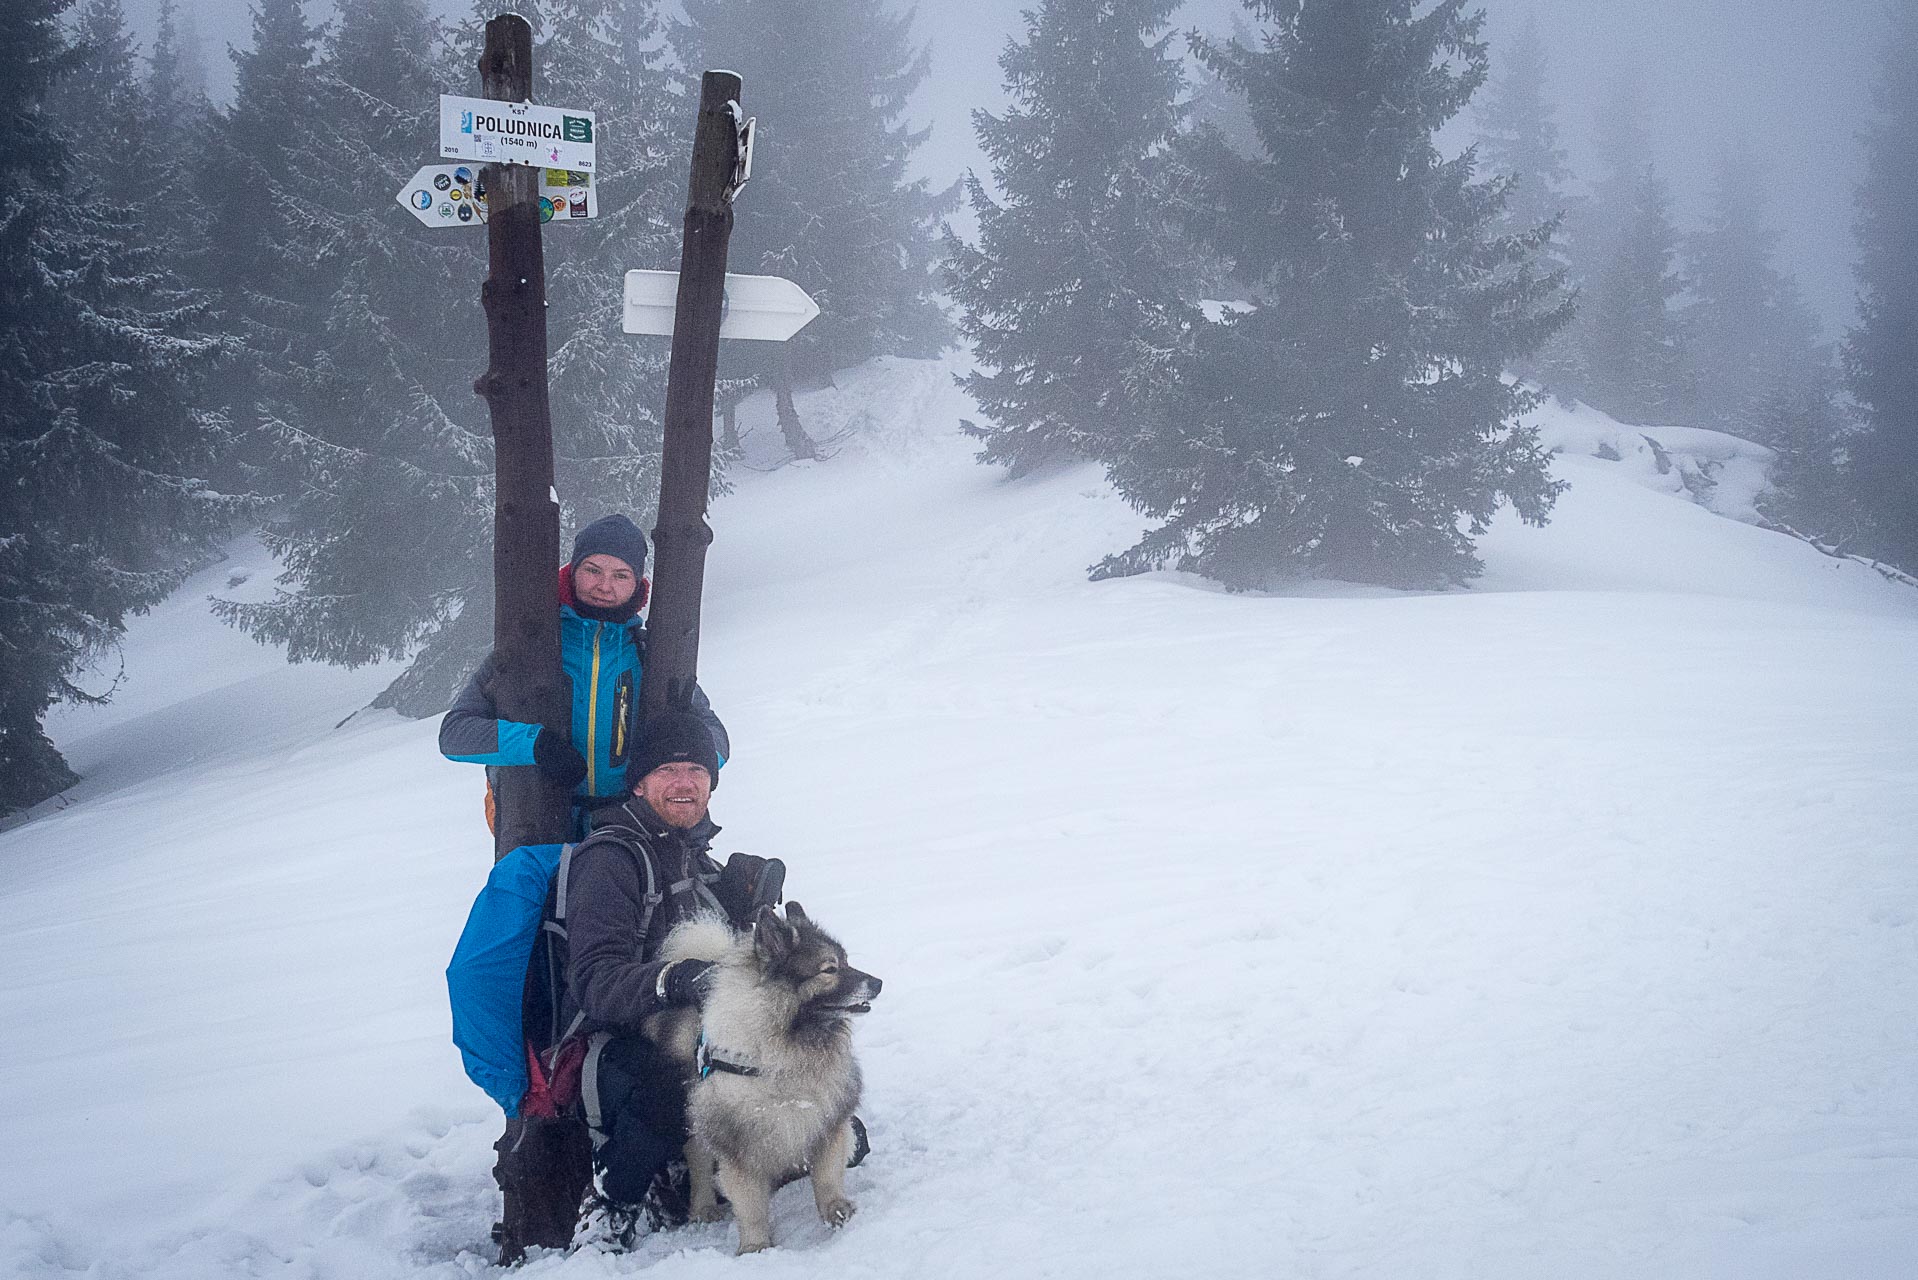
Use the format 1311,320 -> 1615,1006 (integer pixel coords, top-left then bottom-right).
411,190 -> 433,210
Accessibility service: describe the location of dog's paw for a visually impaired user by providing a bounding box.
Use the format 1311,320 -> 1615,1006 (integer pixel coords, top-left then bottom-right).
736,1238 -> 772,1255
689,1201 -> 726,1224
819,1196 -> 856,1227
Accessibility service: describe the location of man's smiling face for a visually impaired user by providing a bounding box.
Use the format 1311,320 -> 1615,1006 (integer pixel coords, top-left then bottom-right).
636,760 -> 712,829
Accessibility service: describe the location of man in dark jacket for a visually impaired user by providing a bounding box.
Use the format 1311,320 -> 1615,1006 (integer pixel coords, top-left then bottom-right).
438,514 -> 729,838
494,714 -> 868,1258
561,712 -> 773,1239
491,711 -> 774,1262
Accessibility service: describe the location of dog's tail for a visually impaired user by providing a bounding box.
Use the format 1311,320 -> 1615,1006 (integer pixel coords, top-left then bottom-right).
657,912 -> 737,965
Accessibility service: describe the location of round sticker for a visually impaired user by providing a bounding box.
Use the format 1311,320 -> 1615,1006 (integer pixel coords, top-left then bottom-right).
457,204 -> 474,222
432,173 -> 451,191
449,188 -> 463,201
410,190 -> 432,210
538,196 -> 555,223
438,203 -> 453,218
455,166 -> 474,186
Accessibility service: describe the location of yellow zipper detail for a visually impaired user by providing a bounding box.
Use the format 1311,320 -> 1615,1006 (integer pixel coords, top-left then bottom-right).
585,627 -> 603,795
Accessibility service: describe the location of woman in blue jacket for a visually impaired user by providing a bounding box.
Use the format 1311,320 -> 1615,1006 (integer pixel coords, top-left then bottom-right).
439,514 -> 729,836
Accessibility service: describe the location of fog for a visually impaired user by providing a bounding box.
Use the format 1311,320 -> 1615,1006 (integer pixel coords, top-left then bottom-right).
128,0 -> 1891,332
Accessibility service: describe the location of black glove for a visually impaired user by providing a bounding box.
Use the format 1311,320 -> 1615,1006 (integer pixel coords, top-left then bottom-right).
532,729 -> 588,788
715,853 -> 786,923
660,959 -> 714,1008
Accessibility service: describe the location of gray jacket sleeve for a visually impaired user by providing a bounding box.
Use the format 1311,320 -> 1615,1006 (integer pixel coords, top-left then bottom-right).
564,841 -> 674,1032
439,650 -> 542,767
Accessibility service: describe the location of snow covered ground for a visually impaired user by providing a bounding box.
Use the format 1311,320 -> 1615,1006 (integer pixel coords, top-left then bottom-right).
3,355 -> 1916,1279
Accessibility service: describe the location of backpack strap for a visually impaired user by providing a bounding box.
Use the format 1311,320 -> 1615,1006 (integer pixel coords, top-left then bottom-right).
562,827 -> 664,938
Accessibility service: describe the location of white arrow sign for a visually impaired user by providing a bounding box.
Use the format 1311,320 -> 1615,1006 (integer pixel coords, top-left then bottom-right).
622,270 -> 821,342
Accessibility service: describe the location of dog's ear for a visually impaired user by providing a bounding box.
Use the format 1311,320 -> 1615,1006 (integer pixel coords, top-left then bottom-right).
753,904 -> 795,961
783,900 -> 810,929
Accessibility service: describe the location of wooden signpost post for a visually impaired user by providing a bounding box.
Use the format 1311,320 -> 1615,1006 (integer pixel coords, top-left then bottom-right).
470,14 -> 571,859
637,72 -> 750,726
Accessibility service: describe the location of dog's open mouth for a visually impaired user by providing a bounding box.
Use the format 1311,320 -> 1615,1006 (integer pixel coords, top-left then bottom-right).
822,1001 -> 873,1015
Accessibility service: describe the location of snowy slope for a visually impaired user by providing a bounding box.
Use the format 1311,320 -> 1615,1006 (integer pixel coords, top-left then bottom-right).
3,355 -> 1916,1279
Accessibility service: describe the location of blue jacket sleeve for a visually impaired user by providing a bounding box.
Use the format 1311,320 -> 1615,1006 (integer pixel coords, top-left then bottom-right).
439,650 -> 542,766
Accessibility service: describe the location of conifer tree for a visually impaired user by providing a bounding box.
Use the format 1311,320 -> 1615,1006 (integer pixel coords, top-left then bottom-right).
673,0 -> 955,451
1474,14 -> 1574,249
1093,0 -> 1571,589
46,0 -> 158,213
1683,143 -> 1825,436
945,0 -> 1198,476
144,0 -> 217,263
1561,74 -> 1688,422
1752,376 -> 1867,551
1,0 -> 238,814
1581,164 -> 1689,422
1473,12 -> 1580,393
1185,9 -> 1262,161
214,0 -> 495,704
1845,4 -> 1918,569
194,0 -> 327,492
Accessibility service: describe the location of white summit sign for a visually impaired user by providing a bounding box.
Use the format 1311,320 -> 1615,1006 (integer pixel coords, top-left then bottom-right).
439,94 -> 597,171
622,270 -> 820,342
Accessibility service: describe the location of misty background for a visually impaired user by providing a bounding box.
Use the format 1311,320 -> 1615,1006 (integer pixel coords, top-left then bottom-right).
122,0 -> 1891,334
10,0 -> 1910,815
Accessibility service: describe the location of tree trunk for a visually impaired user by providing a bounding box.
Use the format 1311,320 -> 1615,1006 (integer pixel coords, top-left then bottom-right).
774,344 -> 819,460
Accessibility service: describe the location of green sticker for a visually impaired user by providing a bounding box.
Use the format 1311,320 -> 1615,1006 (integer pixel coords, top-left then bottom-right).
562,116 -> 593,144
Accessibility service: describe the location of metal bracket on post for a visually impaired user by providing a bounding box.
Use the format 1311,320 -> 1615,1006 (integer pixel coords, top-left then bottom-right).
725,105 -> 755,203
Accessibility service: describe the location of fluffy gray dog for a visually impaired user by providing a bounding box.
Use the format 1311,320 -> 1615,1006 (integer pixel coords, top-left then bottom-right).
646,902 -> 881,1254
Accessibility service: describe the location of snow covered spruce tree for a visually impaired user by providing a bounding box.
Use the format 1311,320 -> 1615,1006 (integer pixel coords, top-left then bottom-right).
1561,77 -> 1688,423
142,0 -> 218,272
46,0 -> 163,215
1752,378 -> 1869,551
945,0 -> 1198,476
0,0 -> 238,815
673,0 -> 955,455
213,0 -> 497,707
1474,14 -> 1573,254
192,0 -> 327,493
1683,142 -> 1828,434
1185,9 -> 1263,163
1846,4 -> 1918,570
1473,12 -> 1581,395
1093,0 -> 1571,590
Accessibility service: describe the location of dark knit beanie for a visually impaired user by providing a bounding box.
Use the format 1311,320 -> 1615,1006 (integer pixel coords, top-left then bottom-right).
628,712 -> 720,791
569,514 -> 648,577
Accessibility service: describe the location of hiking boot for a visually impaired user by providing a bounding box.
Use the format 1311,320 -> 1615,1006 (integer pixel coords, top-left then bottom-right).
575,1193 -> 643,1252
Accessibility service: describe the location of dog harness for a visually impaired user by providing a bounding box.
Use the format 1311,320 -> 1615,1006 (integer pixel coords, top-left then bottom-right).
695,1031 -> 760,1078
